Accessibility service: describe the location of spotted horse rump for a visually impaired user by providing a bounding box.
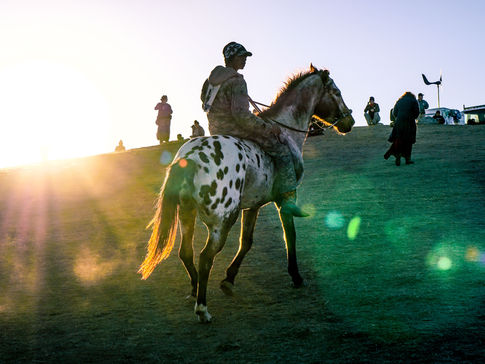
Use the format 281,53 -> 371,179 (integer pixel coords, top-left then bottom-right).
138,64 -> 355,323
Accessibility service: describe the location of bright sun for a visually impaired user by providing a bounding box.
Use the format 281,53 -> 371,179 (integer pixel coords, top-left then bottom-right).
0,60 -> 112,168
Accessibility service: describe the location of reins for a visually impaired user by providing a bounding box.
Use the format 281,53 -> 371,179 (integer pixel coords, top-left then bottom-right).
248,96 -> 351,134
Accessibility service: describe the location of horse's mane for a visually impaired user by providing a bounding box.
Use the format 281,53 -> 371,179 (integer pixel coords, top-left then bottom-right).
259,67 -> 328,119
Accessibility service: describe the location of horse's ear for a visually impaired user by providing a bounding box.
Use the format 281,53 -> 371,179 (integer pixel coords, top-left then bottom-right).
310,63 -> 318,73
321,69 -> 330,82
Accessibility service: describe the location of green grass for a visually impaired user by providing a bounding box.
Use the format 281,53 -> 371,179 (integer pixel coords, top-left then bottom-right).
0,126 -> 484,363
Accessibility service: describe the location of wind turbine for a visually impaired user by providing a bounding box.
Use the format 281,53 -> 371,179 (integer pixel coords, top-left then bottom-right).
422,72 -> 442,109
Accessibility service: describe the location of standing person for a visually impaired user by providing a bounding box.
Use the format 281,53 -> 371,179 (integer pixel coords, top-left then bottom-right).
115,140 -> 126,152
200,41 -> 306,216
364,96 -> 381,125
384,92 -> 419,166
417,93 -> 429,123
190,120 -> 205,138
154,95 -> 172,144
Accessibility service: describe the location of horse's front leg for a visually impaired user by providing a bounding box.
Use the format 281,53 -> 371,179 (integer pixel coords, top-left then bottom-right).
278,207 -> 304,287
221,207 -> 260,295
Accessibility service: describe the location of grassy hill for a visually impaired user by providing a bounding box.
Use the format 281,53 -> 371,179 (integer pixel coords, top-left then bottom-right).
0,125 -> 484,363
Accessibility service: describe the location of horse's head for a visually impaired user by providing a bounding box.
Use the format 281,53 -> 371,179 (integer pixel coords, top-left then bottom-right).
310,64 -> 354,134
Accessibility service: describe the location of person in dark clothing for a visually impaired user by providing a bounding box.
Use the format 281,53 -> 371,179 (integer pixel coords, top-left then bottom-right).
364,96 -> 381,125
384,92 -> 419,166
155,95 -> 172,144
433,110 -> 445,124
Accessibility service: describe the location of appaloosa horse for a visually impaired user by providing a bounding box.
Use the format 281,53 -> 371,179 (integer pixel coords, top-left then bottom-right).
139,64 -> 354,322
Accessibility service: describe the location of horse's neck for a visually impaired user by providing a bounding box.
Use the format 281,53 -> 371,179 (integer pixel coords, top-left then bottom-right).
272,75 -> 322,152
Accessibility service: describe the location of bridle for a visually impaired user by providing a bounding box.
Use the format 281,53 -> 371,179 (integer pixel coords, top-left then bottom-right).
249,98 -> 352,134
249,71 -> 352,133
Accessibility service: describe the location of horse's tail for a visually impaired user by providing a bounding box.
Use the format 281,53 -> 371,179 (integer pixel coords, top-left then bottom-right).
138,159 -> 196,279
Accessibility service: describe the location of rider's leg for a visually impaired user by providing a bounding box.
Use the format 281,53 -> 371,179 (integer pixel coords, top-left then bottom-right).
272,156 -> 309,217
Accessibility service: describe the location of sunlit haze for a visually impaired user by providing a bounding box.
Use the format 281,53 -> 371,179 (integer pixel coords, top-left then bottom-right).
1,0 -> 484,168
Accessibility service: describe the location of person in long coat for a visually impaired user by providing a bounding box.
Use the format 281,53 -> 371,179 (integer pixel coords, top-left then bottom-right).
384,91 -> 419,165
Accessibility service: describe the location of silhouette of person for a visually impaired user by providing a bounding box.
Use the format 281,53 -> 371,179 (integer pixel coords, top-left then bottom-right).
364,96 -> 381,125
384,92 -> 419,165
177,133 -> 185,142
115,140 -> 126,152
155,95 -> 172,144
190,120 -> 205,138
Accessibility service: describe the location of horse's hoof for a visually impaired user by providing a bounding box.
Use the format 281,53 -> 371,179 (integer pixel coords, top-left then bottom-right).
220,280 -> 235,296
292,277 -> 305,288
195,303 -> 212,323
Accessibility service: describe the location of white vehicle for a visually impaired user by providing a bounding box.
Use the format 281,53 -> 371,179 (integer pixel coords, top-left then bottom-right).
420,107 -> 464,125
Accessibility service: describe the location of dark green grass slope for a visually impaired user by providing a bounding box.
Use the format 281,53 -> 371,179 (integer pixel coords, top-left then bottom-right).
0,125 -> 484,363
297,125 -> 485,346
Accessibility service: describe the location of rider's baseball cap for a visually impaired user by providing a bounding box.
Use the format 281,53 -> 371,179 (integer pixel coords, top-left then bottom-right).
223,42 -> 252,59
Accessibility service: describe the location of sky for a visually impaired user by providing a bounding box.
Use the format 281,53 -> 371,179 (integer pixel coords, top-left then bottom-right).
1,0 -> 484,168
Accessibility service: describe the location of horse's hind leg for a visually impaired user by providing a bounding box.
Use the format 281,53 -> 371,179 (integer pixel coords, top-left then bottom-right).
178,206 -> 198,298
221,208 -> 259,295
195,211 -> 238,323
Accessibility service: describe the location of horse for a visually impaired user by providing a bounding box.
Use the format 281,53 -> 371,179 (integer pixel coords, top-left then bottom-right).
138,64 -> 354,322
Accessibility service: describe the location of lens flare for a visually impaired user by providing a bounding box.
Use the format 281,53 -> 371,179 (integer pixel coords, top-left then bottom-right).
301,203 -> 316,218
179,158 -> 188,168
465,246 -> 480,262
325,211 -> 345,230
437,256 -> 452,271
74,248 -> 116,286
347,216 -> 361,240
427,242 -> 464,271
160,150 -> 173,165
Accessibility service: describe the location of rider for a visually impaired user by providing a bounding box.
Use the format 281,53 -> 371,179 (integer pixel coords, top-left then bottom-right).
201,41 -> 307,216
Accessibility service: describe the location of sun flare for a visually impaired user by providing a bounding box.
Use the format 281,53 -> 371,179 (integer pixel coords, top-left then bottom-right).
0,60 -> 112,168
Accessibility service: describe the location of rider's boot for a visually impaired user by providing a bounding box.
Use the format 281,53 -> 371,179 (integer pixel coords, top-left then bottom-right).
277,191 -> 309,217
